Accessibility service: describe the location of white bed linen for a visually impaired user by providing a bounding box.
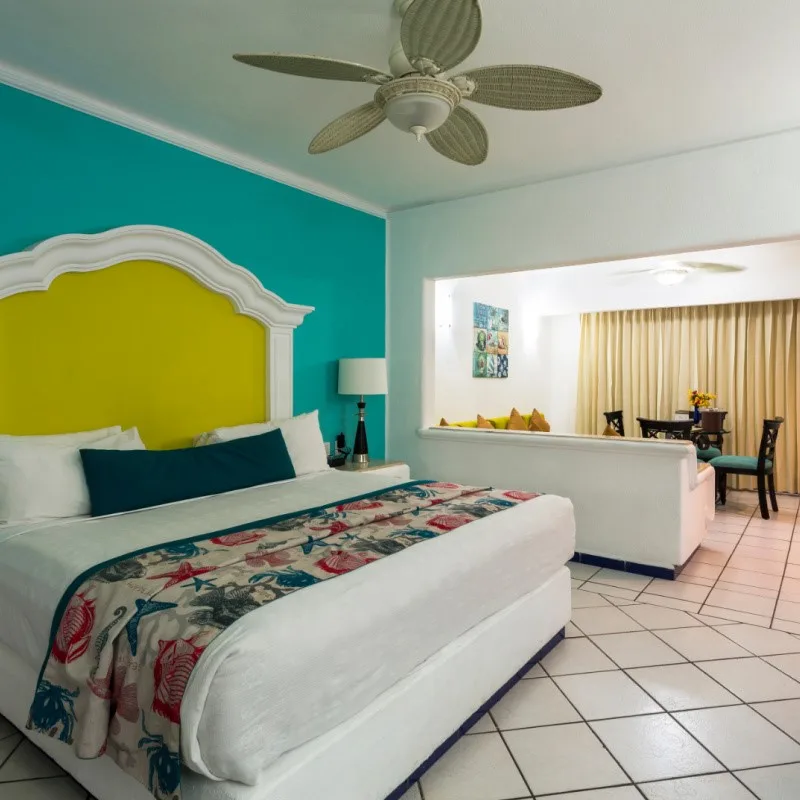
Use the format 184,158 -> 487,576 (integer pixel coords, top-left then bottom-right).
0,569 -> 571,800
0,471 -> 574,786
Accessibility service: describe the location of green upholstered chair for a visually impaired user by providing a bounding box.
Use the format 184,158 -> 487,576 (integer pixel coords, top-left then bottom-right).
695,443 -> 723,462
710,417 -> 784,520
675,409 -> 723,462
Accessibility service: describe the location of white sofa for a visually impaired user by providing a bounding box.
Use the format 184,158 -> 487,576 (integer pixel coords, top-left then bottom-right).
414,427 -> 716,573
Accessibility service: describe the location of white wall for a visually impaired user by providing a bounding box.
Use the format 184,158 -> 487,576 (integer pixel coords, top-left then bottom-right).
434,271 -> 580,430
434,273 -> 549,423
540,314 -> 582,433
387,127 -> 800,466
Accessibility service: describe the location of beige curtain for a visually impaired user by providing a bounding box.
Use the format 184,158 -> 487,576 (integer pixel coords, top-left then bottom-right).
576,301 -> 800,492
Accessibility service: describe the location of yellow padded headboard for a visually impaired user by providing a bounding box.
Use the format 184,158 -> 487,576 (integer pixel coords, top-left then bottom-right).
0,260 -> 267,449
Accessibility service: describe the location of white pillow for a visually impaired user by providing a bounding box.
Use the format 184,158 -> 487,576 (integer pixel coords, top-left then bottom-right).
272,411 -> 329,476
197,411 -> 329,476
200,420 -> 272,444
0,426 -> 122,445
0,428 -> 145,522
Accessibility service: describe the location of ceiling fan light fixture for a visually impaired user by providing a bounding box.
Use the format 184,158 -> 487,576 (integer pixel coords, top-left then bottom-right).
383,93 -> 453,140
235,0 -> 603,163
654,266 -> 691,286
376,76 -> 461,142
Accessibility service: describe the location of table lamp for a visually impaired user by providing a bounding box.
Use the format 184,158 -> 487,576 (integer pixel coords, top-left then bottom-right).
338,358 -> 388,464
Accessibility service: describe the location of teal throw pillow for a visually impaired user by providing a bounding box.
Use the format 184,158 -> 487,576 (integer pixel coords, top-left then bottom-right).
80,428 -> 295,516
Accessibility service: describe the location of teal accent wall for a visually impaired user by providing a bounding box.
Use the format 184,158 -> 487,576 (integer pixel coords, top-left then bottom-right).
0,83 -> 386,455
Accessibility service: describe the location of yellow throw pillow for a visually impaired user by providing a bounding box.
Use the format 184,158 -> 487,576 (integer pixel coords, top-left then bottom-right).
507,408 -> 528,431
476,415 -> 495,429
528,409 -> 551,433
439,418 -> 450,427
602,423 -> 621,437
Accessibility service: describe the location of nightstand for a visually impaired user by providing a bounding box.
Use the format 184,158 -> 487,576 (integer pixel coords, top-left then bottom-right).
335,459 -> 410,482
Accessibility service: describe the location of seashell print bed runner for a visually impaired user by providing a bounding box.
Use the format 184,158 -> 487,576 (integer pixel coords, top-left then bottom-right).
28,480 -> 539,800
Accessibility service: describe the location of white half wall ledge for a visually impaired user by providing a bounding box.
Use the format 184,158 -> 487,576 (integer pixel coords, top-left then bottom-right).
0,225 -> 314,420
0,60 -> 387,219
419,427 -> 696,462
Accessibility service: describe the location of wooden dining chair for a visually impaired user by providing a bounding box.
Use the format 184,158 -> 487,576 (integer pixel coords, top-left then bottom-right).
710,418 -> 784,520
603,410 -> 625,437
637,418 -> 695,440
675,409 -> 724,462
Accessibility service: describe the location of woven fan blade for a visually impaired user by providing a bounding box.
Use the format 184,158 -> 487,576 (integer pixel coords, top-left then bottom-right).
309,102 -> 386,154
426,106 -> 487,166
401,0 -> 482,72
233,54 -> 391,83
457,64 -> 602,110
682,262 -> 745,273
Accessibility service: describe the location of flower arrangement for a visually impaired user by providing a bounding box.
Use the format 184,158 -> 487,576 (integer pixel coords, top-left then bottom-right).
688,389 -> 716,409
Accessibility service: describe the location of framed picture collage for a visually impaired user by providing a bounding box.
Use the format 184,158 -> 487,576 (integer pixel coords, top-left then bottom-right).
472,302 -> 509,378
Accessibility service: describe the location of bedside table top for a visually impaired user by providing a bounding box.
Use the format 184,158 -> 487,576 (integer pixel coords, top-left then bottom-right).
334,459 -> 406,473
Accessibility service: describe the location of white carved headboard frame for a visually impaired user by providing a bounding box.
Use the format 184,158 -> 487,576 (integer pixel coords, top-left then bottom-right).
0,225 -> 314,420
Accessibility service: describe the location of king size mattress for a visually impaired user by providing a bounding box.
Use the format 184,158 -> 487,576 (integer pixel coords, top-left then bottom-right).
0,469 -> 574,787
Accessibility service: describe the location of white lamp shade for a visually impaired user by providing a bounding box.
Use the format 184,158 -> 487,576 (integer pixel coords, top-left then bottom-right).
338,358 -> 388,396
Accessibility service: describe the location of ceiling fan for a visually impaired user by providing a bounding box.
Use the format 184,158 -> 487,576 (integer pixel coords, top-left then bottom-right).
233,0 -> 602,166
613,261 -> 747,286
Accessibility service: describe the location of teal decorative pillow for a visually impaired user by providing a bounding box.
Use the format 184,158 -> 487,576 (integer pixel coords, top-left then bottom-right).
80,429 -> 295,516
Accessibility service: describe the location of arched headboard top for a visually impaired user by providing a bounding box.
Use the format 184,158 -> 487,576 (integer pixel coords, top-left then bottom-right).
0,226 -> 314,439
0,225 -> 313,329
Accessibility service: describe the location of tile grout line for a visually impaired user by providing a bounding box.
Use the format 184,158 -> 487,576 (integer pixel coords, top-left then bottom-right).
696,503 -> 759,620
0,736 -> 23,773
0,775 -> 73,785
584,581 -> 800,788
492,720 -> 537,799
573,582 -> 800,780
532,654 -> 655,794
768,498 -> 800,629
543,618 -> 740,792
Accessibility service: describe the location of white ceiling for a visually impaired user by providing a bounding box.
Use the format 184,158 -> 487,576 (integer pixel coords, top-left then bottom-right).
444,239 -> 800,316
3,0 -> 800,212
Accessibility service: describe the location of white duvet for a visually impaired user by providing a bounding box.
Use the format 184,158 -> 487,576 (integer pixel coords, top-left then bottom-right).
0,470 -> 574,786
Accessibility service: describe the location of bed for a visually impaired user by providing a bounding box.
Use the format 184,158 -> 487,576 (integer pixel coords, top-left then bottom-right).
0,226 -> 575,800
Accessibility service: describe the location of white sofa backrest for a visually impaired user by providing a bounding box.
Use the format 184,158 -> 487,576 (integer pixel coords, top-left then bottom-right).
414,427 -> 710,570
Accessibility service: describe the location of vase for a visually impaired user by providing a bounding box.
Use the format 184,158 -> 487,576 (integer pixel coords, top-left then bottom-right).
693,405 -> 701,424
701,410 -> 725,433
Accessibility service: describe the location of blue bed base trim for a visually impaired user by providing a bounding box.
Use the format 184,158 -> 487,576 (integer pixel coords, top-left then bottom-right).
384,627 -> 566,800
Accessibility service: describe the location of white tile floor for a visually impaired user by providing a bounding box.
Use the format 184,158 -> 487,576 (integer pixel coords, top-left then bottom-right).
3,491 -> 800,799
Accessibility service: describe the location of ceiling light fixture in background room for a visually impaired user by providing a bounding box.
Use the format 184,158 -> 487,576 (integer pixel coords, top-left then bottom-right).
654,265 -> 691,286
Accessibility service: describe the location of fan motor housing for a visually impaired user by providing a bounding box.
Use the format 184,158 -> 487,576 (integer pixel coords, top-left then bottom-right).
375,76 -> 462,111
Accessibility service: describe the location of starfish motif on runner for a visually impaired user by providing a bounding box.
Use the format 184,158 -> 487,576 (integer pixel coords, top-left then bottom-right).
148,562 -> 217,590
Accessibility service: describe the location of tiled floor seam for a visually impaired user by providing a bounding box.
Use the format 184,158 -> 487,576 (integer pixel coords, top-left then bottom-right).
768,501 -> 800,629
530,656 -> 659,794
577,585 -> 800,784
696,504 -> 759,620
492,725 -> 535,799
0,775 -> 72,785
0,737 -> 22,772
552,619 -> 734,789
533,783 -> 648,798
